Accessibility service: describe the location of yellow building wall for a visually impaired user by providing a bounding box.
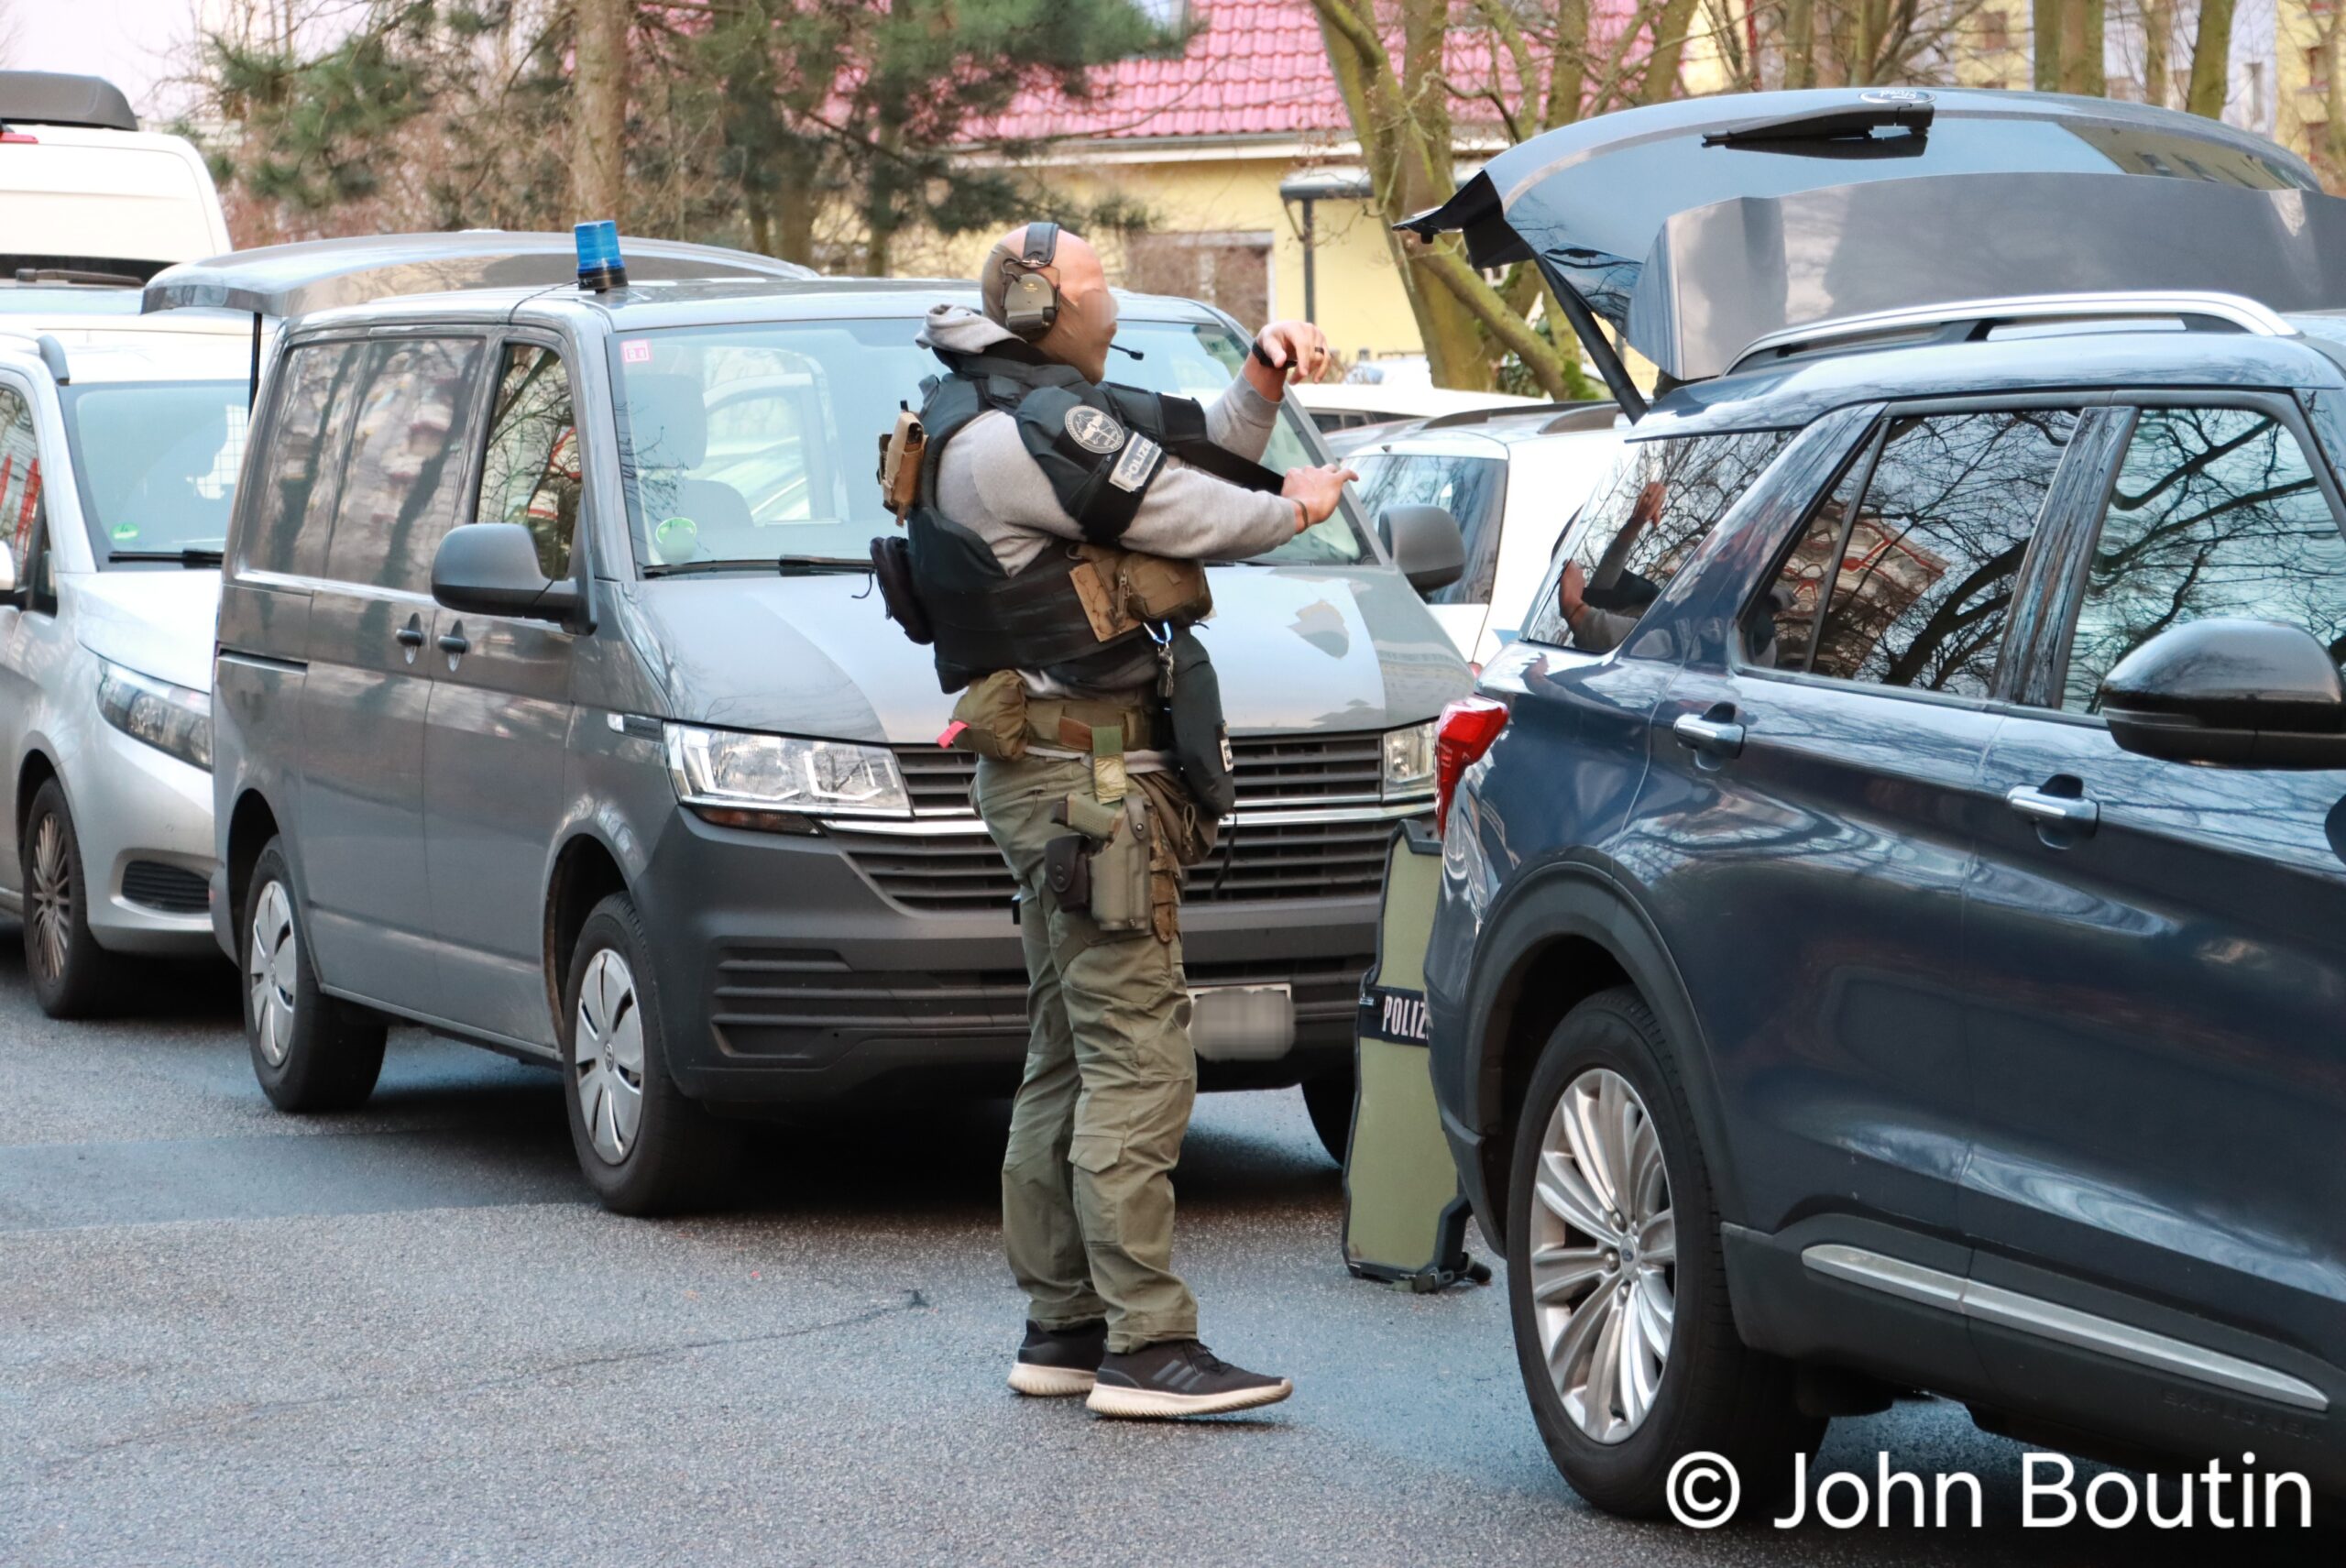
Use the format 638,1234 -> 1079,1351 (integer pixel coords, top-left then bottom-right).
921,151 -> 1426,368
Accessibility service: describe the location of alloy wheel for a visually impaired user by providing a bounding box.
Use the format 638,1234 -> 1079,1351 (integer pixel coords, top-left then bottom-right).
573,948 -> 645,1166
247,880 -> 298,1067
27,811 -> 71,983
1528,1066 -> 1677,1444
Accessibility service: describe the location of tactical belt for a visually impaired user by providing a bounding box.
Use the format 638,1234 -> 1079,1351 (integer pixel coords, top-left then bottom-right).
1025,697 -> 1157,754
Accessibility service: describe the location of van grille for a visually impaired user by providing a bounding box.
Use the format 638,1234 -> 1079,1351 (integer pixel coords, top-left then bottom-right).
841,733 -> 1419,915
711,948 -> 1371,1043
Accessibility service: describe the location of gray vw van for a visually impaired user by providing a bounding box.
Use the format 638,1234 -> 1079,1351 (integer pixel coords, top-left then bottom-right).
208,262 -> 1469,1211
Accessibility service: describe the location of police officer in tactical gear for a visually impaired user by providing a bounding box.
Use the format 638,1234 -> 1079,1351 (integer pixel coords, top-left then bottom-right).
879,223 -> 1353,1419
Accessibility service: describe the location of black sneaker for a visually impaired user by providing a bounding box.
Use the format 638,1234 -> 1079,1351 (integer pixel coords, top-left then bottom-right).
1008,1319 -> 1108,1397
1086,1340 -> 1292,1419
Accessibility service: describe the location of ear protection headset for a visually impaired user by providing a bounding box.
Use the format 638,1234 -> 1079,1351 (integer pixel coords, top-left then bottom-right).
1000,221 -> 1062,340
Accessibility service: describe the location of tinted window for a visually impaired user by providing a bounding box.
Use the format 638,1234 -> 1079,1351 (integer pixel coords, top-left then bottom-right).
2063,406 -> 2346,711
1522,429 -> 1791,650
1348,449 -> 1505,605
244,342 -> 363,577
322,338 -> 483,592
1747,443 -> 1873,670
0,383 -> 42,566
475,344 -> 581,579
1801,410 -> 2073,696
64,382 -> 247,563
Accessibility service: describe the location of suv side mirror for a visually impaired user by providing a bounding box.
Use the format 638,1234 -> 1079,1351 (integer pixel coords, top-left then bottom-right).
2099,618 -> 2346,768
432,523 -> 584,628
1378,504 -> 1465,595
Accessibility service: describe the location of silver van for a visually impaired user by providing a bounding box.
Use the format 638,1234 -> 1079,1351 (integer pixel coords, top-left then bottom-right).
209,263 -> 1469,1211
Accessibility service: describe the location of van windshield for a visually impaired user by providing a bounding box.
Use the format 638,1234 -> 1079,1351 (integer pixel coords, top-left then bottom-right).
61,380 -> 247,565
611,316 -> 1367,574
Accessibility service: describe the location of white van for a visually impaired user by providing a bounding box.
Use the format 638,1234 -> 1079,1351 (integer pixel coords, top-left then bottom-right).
0,72 -> 230,279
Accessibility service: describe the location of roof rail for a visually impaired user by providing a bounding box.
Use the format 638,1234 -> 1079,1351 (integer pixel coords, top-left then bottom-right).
1728,291 -> 2297,376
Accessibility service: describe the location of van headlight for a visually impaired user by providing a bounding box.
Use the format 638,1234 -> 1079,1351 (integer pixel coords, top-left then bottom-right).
664,723 -> 909,830
1382,720 -> 1436,799
98,661 -> 212,773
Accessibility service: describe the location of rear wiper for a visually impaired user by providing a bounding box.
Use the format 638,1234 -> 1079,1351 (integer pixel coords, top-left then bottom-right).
1702,100 -> 1935,149
109,547 -> 225,566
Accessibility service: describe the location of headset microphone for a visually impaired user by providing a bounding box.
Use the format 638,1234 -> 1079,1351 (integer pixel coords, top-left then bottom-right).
1109,343 -> 1146,360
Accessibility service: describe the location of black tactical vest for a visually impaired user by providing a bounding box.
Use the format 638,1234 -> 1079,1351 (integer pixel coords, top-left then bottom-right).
899,342 -> 1280,694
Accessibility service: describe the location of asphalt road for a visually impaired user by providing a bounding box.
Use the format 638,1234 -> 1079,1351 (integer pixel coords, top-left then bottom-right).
1,936 -> 2332,1566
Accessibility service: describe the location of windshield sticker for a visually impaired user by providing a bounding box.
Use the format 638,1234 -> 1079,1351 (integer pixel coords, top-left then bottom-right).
621,340 -> 654,365
110,522 -> 137,542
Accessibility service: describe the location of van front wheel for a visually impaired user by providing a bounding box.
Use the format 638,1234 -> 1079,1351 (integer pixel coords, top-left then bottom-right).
21,779 -> 117,1018
562,892 -> 740,1214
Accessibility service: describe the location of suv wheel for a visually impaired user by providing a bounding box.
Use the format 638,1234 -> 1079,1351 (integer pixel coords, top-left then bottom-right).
562,892 -> 740,1214
1300,1065 -> 1354,1165
1507,985 -> 1820,1519
242,839 -> 387,1110
21,779 -> 118,1018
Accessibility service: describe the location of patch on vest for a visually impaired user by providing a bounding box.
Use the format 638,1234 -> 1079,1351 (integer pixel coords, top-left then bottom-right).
1064,405 -> 1126,454
1108,433 -> 1163,492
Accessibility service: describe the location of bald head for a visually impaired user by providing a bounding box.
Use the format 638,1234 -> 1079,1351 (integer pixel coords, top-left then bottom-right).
980,223 -> 1117,381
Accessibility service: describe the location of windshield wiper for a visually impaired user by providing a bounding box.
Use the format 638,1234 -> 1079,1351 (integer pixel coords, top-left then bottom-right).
643,555 -> 868,579
109,547 -> 225,566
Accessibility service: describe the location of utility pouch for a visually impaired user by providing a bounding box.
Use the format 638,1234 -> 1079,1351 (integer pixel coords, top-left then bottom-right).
1085,800 -> 1153,936
1070,545 -> 1211,641
1043,833 -> 1091,913
1163,626 -> 1237,818
947,669 -> 1028,761
869,534 -> 934,645
876,408 -> 926,522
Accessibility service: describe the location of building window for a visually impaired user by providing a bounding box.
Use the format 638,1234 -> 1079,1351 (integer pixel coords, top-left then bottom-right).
1122,231 -> 1274,332
1979,12 -> 2011,51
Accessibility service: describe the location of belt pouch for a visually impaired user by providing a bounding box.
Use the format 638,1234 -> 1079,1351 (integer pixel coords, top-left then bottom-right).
1044,833 -> 1091,913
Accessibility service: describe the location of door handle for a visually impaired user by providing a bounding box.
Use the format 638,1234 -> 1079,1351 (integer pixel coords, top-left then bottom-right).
394,625 -> 425,647
1672,711 -> 1745,760
437,630 -> 470,658
2006,784 -> 2099,834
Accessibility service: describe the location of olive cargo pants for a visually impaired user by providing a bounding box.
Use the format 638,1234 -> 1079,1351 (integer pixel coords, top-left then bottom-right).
975,752 -> 1199,1354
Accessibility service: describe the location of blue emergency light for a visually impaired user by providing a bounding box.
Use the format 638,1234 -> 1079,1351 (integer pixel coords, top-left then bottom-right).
575,220 -> 628,292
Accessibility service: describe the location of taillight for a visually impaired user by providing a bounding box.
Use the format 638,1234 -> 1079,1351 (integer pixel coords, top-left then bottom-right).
0,133 -> 37,145
1434,695 -> 1508,835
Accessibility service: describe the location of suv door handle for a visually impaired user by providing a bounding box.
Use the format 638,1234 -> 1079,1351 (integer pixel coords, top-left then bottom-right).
437,630 -> 470,656
394,625 -> 425,647
2006,784 -> 2099,834
1672,711 -> 1745,760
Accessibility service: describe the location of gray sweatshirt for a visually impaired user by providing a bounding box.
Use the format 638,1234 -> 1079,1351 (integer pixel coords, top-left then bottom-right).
922,306 -> 1299,587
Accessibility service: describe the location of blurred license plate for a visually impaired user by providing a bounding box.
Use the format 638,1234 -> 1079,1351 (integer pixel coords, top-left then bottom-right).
1190,983 -> 1294,1062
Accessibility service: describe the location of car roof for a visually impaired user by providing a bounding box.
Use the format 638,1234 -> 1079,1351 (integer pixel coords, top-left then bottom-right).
0,315 -> 252,383
286,277 -> 1231,335
1633,322 -> 2346,441
1353,414 -> 1624,459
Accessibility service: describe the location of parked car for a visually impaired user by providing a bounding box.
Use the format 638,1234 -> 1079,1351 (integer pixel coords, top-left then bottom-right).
0,309 -> 254,1013
1414,89 -> 2346,1514
1293,379 -> 1541,434
1346,405 -> 1621,664
0,72 -> 230,280
208,253 -> 1470,1212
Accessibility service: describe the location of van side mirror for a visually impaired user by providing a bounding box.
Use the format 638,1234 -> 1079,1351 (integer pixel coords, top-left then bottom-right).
2099,618 -> 2346,768
432,523 -> 584,628
0,537 -> 18,598
1378,504 -> 1465,595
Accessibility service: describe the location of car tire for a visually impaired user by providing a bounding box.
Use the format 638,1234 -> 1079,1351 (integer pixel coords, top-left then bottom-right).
561,891 -> 741,1215
242,839 -> 388,1111
1300,1065 -> 1354,1166
21,778 -> 120,1018
1506,984 -> 1821,1519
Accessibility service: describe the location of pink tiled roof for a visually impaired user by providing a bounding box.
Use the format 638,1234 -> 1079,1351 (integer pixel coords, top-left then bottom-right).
981,0 -> 1354,143
977,0 -> 1659,146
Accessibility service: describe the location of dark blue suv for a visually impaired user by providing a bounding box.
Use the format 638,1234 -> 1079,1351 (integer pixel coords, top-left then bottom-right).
1409,90 -> 2346,1517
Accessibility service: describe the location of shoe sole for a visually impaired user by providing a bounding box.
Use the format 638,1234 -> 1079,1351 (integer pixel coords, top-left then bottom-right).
1085,1378 -> 1293,1419
1009,1362 -> 1098,1398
